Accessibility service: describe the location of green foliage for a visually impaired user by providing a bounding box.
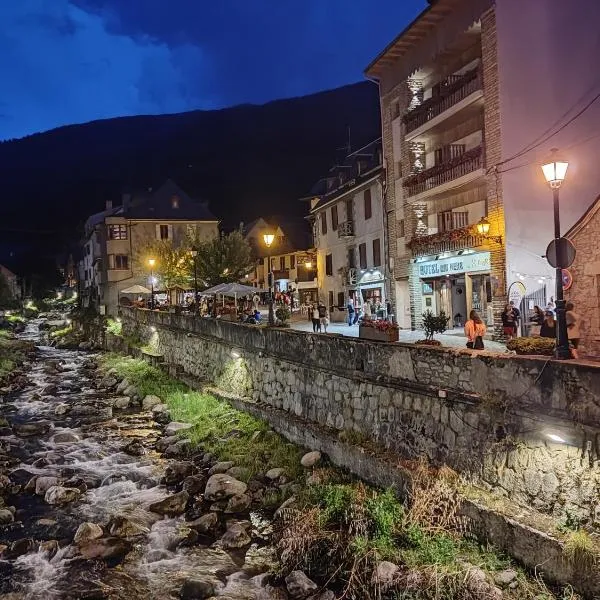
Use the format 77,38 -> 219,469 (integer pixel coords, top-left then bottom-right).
401,525 -> 459,566
98,354 -> 302,479
138,239 -> 192,292
49,325 -> 72,339
275,306 -> 291,324
563,529 -> 597,567
190,229 -> 255,288
507,336 -> 555,356
105,318 -> 122,336
421,310 -> 449,341
0,337 -> 33,382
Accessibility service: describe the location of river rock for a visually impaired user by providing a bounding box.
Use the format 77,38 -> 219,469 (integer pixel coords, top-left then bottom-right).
300,451 -> 321,468
285,571 -> 318,599
64,476 -> 88,493
142,394 -> 162,410
0,509 -> 14,524
265,468 -> 285,480
54,403 -> 70,416
78,341 -> 93,350
164,461 -> 194,486
79,537 -> 132,564
165,421 -> 193,436
70,401 -> 113,422
148,491 -> 189,516
116,379 -> 130,394
494,569 -> 518,587
123,440 -> 145,456
182,475 -> 206,496
52,431 -> 80,444
107,515 -> 151,538
123,385 -> 139,400
180,577 -> 216,600
220,522 -> 251,549
188,511 -> 218,534
164,439 -> 192,457
40,539 -> 60,559
156,435 -> 179,452
308,591 -> 335,600
112,396 -> 130,410
74,522 -> 103,545
204,474 -> 247,501
24,476 -> 38,493
8,538 -> 35,558
35,476 -> 60,496
44,485 -> 81,505
209,461 -> 235,475
152,403 -> 168,414
373,561 -> 398,584
226,466 -> 250,481
13,421 -> 52,437
43,384 -> 58,396
99,376 -> 117,389
225,493 -> 251,514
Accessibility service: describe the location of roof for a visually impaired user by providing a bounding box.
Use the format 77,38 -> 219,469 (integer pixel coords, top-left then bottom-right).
243,215 -> 312,257
565,194 -> 600,239
123,179 -> 218,221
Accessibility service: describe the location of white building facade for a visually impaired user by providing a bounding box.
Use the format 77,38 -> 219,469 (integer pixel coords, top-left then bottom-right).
308,140 -> 389,318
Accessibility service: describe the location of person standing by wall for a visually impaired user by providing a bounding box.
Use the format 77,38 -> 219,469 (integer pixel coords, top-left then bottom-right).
318,301 -> 328,334
540,311 -> 556,338
501,304 -> 517,341
509,300 -> 521,337
311,304 -> 321,333
464,310 -> 486,349
347,296 -> 355,326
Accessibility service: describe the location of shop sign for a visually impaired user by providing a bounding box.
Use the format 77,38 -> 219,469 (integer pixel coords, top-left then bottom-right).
508,281 -> 526,306
418,252 -> 490,278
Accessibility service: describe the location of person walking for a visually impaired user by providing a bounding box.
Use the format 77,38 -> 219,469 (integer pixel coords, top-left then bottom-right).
311,304 -> 321,333
566,301 -> 581,358
530,305 -> 544,336
501,304 -> 517,340
464,310 -> 486,349
347,297 -> 355,326
363,298 -> 372,320
540,311 -> 556,338
318,301 -> 328,333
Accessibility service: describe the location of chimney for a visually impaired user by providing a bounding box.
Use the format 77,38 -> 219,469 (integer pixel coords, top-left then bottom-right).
122,193 -> 131,210
105,200 -> 113,210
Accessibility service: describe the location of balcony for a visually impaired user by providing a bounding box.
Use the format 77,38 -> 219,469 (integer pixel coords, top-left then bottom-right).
403,145 -> 483,198
407,225 -> 487,257
272,269 -> 290,280
404,67 -> 482,135
338,220 -> 355,238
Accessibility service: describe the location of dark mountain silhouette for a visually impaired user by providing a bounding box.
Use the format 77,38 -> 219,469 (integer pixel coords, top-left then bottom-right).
0,81 -> 381,269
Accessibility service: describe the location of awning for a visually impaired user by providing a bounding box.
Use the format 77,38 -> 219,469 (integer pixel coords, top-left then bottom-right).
120,285 -> 152,295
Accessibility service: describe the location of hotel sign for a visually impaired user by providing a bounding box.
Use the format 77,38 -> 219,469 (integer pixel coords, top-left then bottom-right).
418,252 -> 491,278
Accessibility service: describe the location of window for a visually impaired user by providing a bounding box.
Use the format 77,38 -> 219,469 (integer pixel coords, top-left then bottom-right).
345,199 -> 353,222
290,255 -> 296,269
372,238 -> 381,267
328,291 -> 334,308
156,224 -> 171,240
108,224 -> 127,240
331,205 -> 338,231
399,219 -> 405,238
364,189 -> 372,220
347,247 -> 356,269
321,212 -> 328,235
109,254 -> 129,270
279,257 -> 285,271
438,211 -> 468,232
337,292 -> 345,308
325,254 -> 333,276
359,243 -> 367,269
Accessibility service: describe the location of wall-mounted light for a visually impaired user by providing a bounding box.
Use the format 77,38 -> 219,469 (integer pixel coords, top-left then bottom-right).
476,217 -> 502,244
116,317 -> 121,323
547,433 -> 566,443
231,349 -> 241,359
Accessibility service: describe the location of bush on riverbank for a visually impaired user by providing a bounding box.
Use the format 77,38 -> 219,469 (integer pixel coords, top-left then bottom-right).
0,335 -> 33,383
99,354 -> 303,480
506,336 -> 555,356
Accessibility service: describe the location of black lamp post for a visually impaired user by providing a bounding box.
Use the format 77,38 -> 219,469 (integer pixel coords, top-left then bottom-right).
263,233 -> 275,326
190,246 -> 199,313
541,148 -> 571,360
148,258 -> 156,309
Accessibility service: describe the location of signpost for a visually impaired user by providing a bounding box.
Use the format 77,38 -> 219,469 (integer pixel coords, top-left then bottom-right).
546,238 -> 576,269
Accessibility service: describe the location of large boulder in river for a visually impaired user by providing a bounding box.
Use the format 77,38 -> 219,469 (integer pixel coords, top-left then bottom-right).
148,491 -> 189,516
35,476 -> 60,496
79,537 -> 132,564
70,401 -> 113,422
44,485 -> 81,505
285,571 -> 318,599
52,431 -> 80,444
204,474 -> 247,501
164,462 -> 194,486
142,394 -> 162,410
13,421 -> 52,437
180,577 -> 216,600
220,522 -> 251,549
165,421 -> 193,436
73,522 -> 103,545
0,509 -> 14,524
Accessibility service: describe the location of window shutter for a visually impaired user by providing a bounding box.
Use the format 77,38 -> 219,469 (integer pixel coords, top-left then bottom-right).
168,224 -> 173,240
155,224 -> 161,240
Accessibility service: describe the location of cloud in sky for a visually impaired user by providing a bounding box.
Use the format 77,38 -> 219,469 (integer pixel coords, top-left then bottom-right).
1,0 -> 426,140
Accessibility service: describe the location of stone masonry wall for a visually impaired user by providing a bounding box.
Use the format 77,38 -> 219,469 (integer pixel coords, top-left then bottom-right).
120,307 -> 600,523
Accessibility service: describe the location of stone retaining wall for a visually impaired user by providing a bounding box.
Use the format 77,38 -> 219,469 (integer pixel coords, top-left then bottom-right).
118,307 -> 600,524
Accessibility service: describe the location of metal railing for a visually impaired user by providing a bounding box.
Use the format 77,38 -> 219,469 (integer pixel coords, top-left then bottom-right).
408,226 -> 487,257
404,68 -> 482,134
338,220 -> 355,238
403,145 -> 483,197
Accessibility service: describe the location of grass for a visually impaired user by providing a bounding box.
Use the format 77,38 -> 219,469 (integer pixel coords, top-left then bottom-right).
563,529 -> 597,568
98,354 -> 303,480
50,325 -> 72,339
105,318 -> 122,336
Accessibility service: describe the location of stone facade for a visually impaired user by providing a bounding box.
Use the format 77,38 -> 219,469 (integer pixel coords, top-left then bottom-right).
566,197 -> 600,358
120,307 -> 600,523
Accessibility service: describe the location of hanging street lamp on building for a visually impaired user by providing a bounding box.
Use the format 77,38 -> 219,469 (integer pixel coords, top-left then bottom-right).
541,148 -> 571,360
263,233 -> 275,326
476,217 -> 502,244
189,246 -> 199,313
148,258 -> 156,310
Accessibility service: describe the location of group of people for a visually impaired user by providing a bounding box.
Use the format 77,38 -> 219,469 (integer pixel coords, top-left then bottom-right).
310,302 -> 329,333
346,297 -> 393,326
530,300 -> 580,358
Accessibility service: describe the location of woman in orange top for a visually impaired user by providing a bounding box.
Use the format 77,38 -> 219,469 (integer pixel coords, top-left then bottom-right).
464,310 -> 486,349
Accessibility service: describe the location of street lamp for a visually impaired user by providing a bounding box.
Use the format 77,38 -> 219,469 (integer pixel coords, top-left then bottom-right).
476,217 -> 503,244
148,258 -> 156,310
541,148 -> 570,360
263,233 -> 275,326
189,246 -> 199,313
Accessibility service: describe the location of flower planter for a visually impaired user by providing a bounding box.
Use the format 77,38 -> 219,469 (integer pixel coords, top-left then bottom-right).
359,325 -> 399,343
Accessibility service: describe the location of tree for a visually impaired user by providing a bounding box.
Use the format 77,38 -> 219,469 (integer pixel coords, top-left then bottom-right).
191,230 -> 255,288
0,272 -> 18,309
138,240 -> 192,293
422,310 -> 449,341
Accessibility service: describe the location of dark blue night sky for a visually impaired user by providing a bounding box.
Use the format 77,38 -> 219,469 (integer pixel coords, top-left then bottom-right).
0,0 -> 425,140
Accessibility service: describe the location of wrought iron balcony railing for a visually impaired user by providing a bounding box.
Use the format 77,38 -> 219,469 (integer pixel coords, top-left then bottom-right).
338,220 -> 355,238
403,145 -> 483,198
404,67 -> 482,134
407,225 -> 487,257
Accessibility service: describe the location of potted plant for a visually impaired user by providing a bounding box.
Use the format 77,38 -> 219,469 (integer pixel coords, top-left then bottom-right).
416,310 -> 449,346
275,306 -> 291,327
359,319 -> 400,342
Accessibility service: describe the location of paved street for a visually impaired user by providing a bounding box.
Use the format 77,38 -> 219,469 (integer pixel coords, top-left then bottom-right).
288,314 -> 508,352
